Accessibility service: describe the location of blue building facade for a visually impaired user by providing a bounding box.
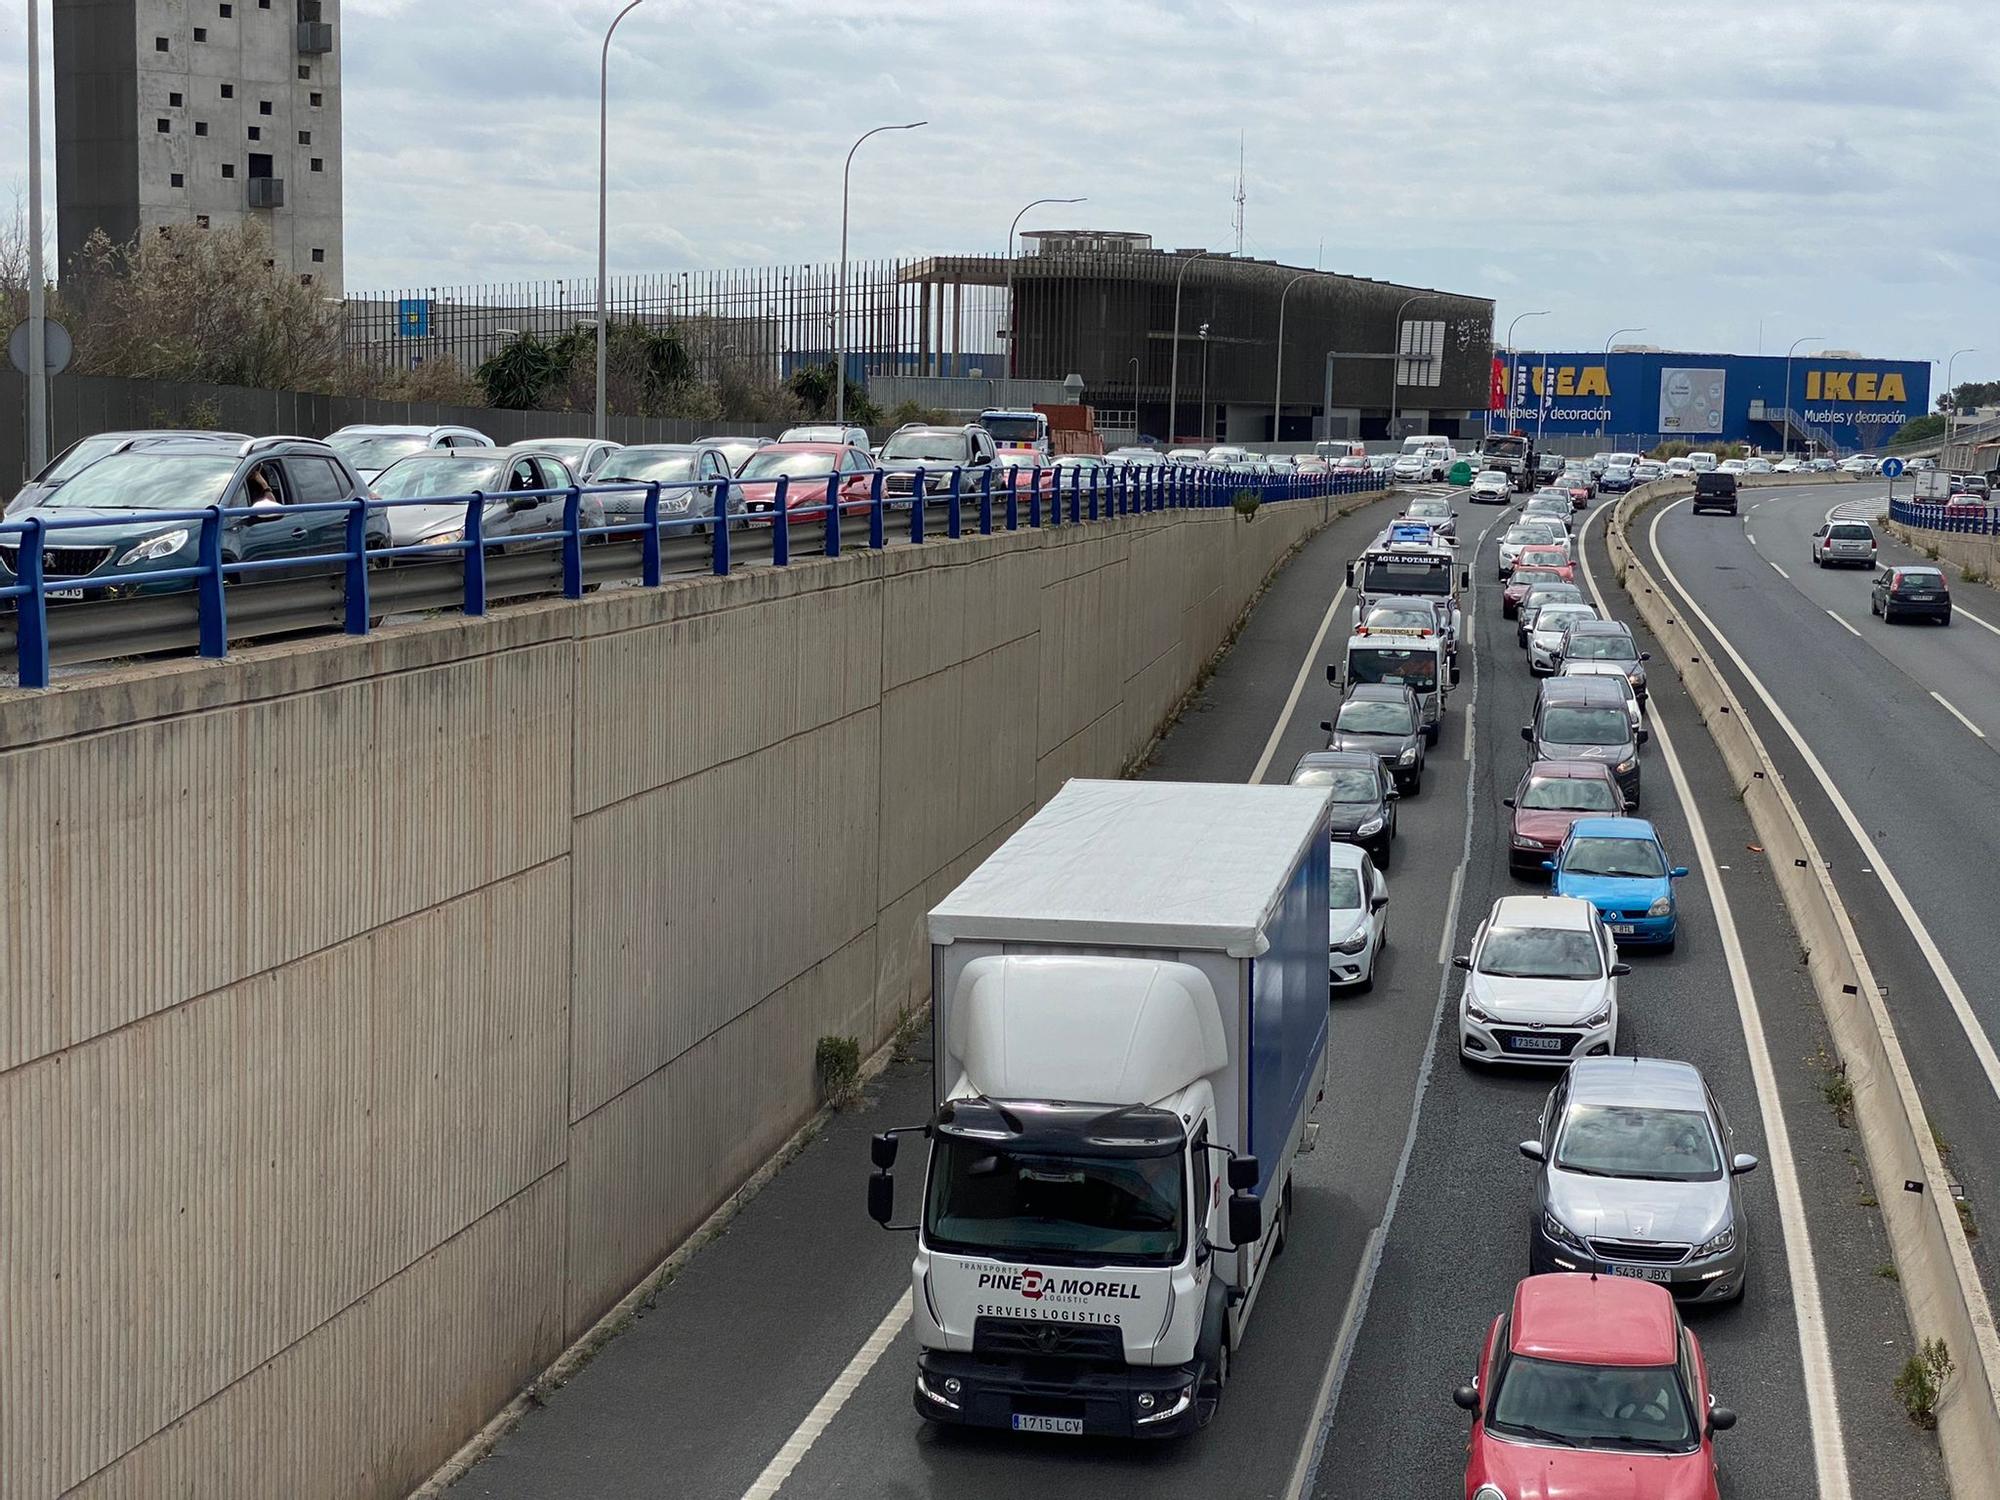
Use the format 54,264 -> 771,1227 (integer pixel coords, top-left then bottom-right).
1490,350 -> 1930,453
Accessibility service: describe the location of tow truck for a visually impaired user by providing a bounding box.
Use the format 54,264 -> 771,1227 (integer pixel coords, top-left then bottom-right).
1343,532 -> 1468,732
1331,614 -> 1455,743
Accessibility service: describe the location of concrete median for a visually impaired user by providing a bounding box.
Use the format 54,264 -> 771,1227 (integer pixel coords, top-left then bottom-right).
1609,480 -> 2000,1497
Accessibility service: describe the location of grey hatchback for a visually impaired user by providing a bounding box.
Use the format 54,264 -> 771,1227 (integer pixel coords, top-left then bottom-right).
1525,676 -> 1646,806
370,446 -> 604,549
1322,682 -> 1427,794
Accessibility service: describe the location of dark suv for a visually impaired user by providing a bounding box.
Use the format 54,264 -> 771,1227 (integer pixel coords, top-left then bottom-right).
876,424 -> 997,498
1524,676 -> 1646,807
1691,470 -> 1739,515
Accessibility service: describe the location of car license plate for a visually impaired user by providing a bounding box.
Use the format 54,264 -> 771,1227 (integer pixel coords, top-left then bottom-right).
1508,1035 -> 1566,1052
1612,1265 -> 1672,1283
47,587 -> 83,600
1610,923 -> 1636,935
1908,592 -> 1936,600
1012,1414 -> 1084,1435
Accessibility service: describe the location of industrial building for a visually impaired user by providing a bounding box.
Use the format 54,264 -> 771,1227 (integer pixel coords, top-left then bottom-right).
1491,348 -> 1930,453
54,0 -> 344,293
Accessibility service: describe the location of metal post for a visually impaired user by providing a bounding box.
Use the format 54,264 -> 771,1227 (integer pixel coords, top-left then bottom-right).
1198,324 -> 1211,444
979,465 -> 993,535
26,0 -> 47,476
947,466 -> 962,538
1389,293 -> 1433,439
1501,310 -> 1550,439
1167,250 -> 1214,445
771,476 -> 791,565
822,472 -> 841,556
1945,348 -> 1977,470
196,507 -> 227,657
709,477 -> 730,574
462,492 -> 488,614
1274,272 -> 1310,445
562,487 -> 584,597
909,467 -> 925,544
596,0 -> 653,441
1005,196 -> 1085,378
835,121 -> 926,428
1785,336 -> 1823,456
342,498 -> 370,635
1596,327 -> 1643,442
640,481 -> 662,586
15,515 -> 48,687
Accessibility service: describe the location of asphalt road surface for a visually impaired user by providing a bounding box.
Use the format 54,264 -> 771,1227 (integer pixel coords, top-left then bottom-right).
449,484 -> 1945,1500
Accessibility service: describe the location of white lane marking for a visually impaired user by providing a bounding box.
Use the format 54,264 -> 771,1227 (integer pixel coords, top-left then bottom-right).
1582,506 -> 1852,1500
1746,531 -> 1757,545
1931,691 -> 1986,739
1954,604 -> 2000,639
1289,512 -> 1490,1500
1826,609 -> 1861,638
1770,561 -> 1789,579
1437,866 -> 1465,965
738,1292 -> 912,1500
1647,500 -> 2000,1117
1249,582 -> 1349,785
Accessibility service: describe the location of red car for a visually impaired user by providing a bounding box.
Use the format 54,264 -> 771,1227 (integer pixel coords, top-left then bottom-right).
1504,759 -> 1627,875
1456,1274 -> 1736,1500
735,442 -> 878,522
1563,477 -> 1593,509
1502,566 -> 1565,619
1516,547 -> 1575,584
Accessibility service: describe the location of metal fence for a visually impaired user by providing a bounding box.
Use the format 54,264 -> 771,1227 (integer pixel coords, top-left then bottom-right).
1889,496 -> 1998,535
0,464 -> 1385,688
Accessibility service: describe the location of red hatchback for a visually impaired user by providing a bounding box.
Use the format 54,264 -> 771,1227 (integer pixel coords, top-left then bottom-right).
1502,566 -> 1565,619
1457,1275 -> 1735,1500
1516,547 -> 1576,584
735,442 -> 878,521
1505,759 -> 1627,875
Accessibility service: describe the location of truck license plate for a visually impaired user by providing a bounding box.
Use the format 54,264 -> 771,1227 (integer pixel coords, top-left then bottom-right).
1508,1035 -> 1565,1052
1612,1265 -> 1671,1283
1012,1414 -> 1084,1435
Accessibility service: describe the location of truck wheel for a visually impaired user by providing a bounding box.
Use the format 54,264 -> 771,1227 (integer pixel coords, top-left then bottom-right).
1274,1178 -> 1295,1256
1194,1287 -> 1231,1428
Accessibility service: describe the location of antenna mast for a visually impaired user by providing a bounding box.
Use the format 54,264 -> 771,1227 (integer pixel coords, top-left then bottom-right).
1232,132 -> 1246,256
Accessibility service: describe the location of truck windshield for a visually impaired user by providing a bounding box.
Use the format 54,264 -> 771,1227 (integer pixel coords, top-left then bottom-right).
1482,437 -> 1526,457
924,1139 -> 1184,1265
1349,646 -> 1437,691
982,415 -> 1045,444
1362,558 -> 1451,596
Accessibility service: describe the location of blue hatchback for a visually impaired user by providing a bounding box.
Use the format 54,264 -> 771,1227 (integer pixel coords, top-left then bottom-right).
1545,816 -> 1688,950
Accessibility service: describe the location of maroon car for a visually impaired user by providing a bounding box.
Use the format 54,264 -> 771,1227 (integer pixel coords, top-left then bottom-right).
1502,566 -> 1565,619
1504,759 -> 1628,875
735,442 -> 878,522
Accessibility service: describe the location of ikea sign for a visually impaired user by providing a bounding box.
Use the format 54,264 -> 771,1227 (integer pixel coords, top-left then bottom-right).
1803,369 -> 1908,404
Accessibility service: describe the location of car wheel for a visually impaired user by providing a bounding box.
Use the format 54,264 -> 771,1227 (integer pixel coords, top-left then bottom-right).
1882,604 -> 1896,624
1941,609 -> 1953,626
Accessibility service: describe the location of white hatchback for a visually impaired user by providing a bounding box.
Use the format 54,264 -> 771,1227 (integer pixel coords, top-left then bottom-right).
1329,842 -> 1389,991
1457,895 -> 1626,1067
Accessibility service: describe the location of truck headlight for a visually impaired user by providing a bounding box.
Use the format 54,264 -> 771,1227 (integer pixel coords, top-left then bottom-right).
1648,896 -> 1674,917
117,528 -> 190,565
1694,1224 -> 1737,1258
1356,814 -> 1385,837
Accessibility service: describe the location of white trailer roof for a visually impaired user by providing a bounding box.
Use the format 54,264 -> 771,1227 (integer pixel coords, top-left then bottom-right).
929,779 -> 1331,959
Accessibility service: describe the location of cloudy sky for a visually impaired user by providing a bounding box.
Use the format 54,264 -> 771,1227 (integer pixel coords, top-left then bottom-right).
1,0 -> 1994,384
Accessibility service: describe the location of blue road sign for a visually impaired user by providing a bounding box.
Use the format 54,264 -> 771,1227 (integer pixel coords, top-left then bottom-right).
1880,457 -> 1906,479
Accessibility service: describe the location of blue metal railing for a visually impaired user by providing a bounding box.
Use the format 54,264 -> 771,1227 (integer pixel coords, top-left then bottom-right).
1889,496 -> 1997,535
0,463 -> 1385,689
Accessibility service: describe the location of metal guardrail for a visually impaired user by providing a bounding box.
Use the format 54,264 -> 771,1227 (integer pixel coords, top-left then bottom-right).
1889,496 -> 1998,535
0,464 -> 1384,689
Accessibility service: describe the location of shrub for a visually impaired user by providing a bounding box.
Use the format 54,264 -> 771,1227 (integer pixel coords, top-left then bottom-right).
1893,1337 -> 1954,1429
814,1035 -> 862,1107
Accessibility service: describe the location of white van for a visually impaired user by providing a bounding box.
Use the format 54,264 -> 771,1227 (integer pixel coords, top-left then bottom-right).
1687,451 -> 1719,473
1316,439 -> 1369,461
1401,435 -> 1452,457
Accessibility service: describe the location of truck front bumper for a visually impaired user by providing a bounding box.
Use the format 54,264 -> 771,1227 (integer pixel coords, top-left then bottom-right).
912,1349 -> 1202,1439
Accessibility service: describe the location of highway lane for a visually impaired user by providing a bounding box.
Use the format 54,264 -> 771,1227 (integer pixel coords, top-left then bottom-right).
1313,493 -> 1943,1500
1642,482 -> 2000,1313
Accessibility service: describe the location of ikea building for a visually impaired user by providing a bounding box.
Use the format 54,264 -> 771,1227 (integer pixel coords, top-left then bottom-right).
1491,349 -> 1930,454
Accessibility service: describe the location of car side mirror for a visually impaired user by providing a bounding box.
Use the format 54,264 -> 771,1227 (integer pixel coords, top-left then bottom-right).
1451,955 -> 1472,970
1326,664 -> 1339,686
1707,1405 -> 1738,1435
1450,664 -> 1462,686
1670,866 -> 1689,879
1518,1139 -> 1545,1161
1639,651 -> 1651,661
1520,725 -> 1532,741
1227,1155 -> 1260,1191
1385,786 -> 1401,800
1370,894 -> 1389,911
507,494 -> 538,512
1636,728 -> 1651,745
1321,719 -> 1334,733
243,503 -> 285,523
1610,962 -> 1633,977
1502,797 -> 1515,808
1731,1153 -> 1760,1175
1541,859 -> 1558,872
1453,1384 -> 1480,1412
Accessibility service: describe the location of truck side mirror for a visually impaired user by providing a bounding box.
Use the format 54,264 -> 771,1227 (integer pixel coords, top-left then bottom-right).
1636,727 -> 1651,745
1345,562 -> 1355,586
1460,569 -> 1470,588
1227,1154 -> 1260,1191
1228,1192 -> 1262,1248
1326,664 -> 1338,685
1450,664 -> 1462,686
867,1172 -> 895,1227
870,1132 -> 899,1170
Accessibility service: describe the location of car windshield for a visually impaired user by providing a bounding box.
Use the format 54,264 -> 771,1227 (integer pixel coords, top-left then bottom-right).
1338,700 -> 1414,735
44,453 -> 239,510
1521,551 -> 1567,568
881,431 -> 968,462
325,433 -> 429,469
1525,589 -> 1582,613
1521,776 -> 1621,812
739,450 -> 837,480
923,1138 -> 1183,1265
995,452 -> 1044,470
1511,570 -> 1561,590
1564,634 -> 1636,661
705,439 -> 763,470
1536,607 -> 1596,634
1329,869 -> 1364,910
1488,1354 -> 1696,1453
1410,500 -> 1449,516
1565,836 -> 1667,877
1477,470 -> 1507,482
1348,646 -> 1438,691
1479,925 -> 1602,979
1541,708 -> 1630,747
40,435 -> 131,483
781,426 -> 846,443
597,451 -> 701,485
373,457 -> 508,498
1504,527 -> 1541,544
1293,766 -> 1380,802
1556,1103 -> 1723,1182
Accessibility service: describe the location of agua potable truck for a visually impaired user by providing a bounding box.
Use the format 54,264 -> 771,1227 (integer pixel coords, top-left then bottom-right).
865,778 -> 1332,1438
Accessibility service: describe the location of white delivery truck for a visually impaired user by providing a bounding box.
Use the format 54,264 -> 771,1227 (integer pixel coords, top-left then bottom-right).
1332,620 -> 1455,742
866,779 -> 1332,1439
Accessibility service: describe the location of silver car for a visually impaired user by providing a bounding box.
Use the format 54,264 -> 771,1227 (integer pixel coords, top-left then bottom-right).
1521,1056 -> 1757,1304
1528,602 -> 1599,674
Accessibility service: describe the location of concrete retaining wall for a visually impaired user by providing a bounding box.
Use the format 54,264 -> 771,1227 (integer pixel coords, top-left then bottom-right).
1609,480 -> 2000,1496
0,489 -> 1372,1500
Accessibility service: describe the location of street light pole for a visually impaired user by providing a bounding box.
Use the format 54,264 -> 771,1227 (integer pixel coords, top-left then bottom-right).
835,120 -> 927,429
595,0 -> 654,441
25,0 -> 47,475
1167,250 -> 1214,445
1945,347 -> 1977,470
1598,326 -> 1644,443
1198,323 -> 1211,444
1501,309 -> 1550,435
1784,335 -> 1823,456
1004,195 -> 1085,379
1273,271 -> 1311,446
1388,293 -> 1434,438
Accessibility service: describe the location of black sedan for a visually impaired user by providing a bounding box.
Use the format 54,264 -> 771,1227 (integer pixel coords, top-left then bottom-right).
1290,749 -> 1400,867
1871,565 -> 1951,624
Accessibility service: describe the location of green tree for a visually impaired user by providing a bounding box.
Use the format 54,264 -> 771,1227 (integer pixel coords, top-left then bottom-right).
786,360 -> 879,427
1890,413 -> 1946,447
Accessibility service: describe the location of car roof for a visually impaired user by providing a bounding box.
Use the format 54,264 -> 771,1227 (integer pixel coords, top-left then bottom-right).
108,437 -> 244,456
1346,682 -> 1415,703
1491,893 -> 1597,931
1566,1055 -> 1709,1111
331,424 -> 480,437
1294,749 -> 1379,772
1510,1274 -> 1678,1367
606,442 -> 708,455
1567,816 -> 1659,841
1538,675 -> 1623,702
1565,619 -> 1632,636
1327,840 -> 1369,873
1894,564 -> 1945,575
1526,758 -> 1621,780
757,441 -> 857,453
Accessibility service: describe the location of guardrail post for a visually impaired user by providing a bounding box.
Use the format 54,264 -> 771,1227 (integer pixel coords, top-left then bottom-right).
1029,470 -> 1043,528
1068,467 -> 1081,525
196,505 -> 227,658
1006,466 -> 1020,530
14,514 -> 50,688
562,487 -> 584,598
1088,467 -> 1100,522
823,473 -> 841,557
948,467 -> 963,539
869,468 -> 886,550
641,482 -> 662,586
342,497 -> 370,635
710,477 -> 731,575
772,477 -> 791,565
979,466 -> 993,535
910,467 -> 927,544
463,490 -> 488,615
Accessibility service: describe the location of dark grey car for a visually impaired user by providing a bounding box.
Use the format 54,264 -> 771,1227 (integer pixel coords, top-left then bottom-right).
1525,677 -> 1646,806
1561,620 -> 1650,704
1290,749 -> 1399,867
876,424 -> 997,499
1322,682 -> 1427,794
590,444 -> 739,532
370,446 -> 603,550
1521,1056 -> 1756,1304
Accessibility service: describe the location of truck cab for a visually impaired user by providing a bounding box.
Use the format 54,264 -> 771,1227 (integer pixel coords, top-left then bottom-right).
980,409 -> 1052,456
1335,615 -> 1454,743
1346,539 -> 1469,685
1478,432 -> 1533,492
